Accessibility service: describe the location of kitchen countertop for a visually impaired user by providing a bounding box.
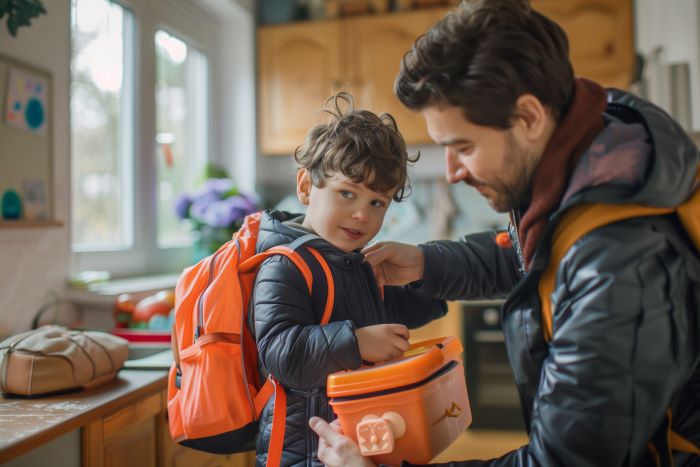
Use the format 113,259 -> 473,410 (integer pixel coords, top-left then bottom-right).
0,369 -> 168,464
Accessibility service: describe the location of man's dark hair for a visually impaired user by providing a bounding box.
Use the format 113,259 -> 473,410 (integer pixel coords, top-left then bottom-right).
294,92 -> 418,202
395,0 -> 574,128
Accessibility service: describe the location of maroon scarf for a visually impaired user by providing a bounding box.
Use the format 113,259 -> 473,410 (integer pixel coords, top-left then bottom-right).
518,77 -> 608,269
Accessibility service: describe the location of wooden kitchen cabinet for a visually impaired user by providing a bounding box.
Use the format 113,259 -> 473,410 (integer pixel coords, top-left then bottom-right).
258,9 -> 446,155
83,392 -> 161,467
82,389 -> 254,467
534,0 -> 634,89
258,21 -> 343,155
343,9 -> 446,146
258,0 -> 633,155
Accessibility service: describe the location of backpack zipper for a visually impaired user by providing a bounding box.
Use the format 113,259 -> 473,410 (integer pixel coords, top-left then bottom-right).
195,249 -> 222,340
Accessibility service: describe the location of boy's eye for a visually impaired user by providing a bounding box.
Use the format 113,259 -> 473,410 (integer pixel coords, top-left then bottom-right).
371,200 -> 386,208
340,190 -> 354,199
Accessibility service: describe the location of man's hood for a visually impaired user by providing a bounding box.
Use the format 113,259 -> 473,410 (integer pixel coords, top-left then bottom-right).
560,89 -> 699,211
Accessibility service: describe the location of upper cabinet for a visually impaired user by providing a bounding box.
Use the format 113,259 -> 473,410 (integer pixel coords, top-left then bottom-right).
258,21 -> 343,155
257,0 -> 633,155
258,9 -> 445,155
343,10 -> 447,146
533,0 -> 634,89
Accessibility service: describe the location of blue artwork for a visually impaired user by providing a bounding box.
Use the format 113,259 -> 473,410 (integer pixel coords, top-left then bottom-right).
4,67 -> 48,135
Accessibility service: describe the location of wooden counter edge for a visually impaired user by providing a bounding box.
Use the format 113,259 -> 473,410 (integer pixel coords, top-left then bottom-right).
0,370 -> 168,464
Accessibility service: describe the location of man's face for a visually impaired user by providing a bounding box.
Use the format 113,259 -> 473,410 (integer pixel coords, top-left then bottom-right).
422,104 -> 536,212
298,170 -> 393,252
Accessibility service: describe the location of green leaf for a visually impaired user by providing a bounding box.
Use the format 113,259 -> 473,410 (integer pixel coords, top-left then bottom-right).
0,0 -> 10,19
3,0 -> 46,37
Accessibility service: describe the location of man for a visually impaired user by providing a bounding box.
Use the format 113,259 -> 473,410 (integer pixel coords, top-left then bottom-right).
309,0 -> 700,466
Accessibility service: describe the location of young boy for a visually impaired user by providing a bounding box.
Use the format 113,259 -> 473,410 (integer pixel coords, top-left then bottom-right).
251,92 -> 447,466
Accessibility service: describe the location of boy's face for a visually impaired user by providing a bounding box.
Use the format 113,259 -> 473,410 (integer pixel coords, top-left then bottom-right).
297,169 -> 393,252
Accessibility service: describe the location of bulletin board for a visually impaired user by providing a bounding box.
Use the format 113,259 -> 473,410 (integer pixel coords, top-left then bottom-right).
0,52 -> 54,223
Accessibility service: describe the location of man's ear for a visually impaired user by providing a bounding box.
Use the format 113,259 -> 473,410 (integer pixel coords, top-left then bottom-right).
296,169 -> 311,205
512,94 -> 551,142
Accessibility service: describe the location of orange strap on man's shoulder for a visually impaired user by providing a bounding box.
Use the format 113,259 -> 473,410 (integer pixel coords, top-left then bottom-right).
539,202 -> 674,341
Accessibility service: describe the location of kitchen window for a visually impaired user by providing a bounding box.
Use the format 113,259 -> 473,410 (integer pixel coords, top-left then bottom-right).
70,0 -> 215,277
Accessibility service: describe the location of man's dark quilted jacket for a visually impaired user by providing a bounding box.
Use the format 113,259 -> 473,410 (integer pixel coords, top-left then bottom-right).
404,90 -> 700,466
251,211 -> 447,467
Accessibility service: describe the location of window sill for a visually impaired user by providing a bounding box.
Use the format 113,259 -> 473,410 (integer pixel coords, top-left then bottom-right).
66,273 -> 180,306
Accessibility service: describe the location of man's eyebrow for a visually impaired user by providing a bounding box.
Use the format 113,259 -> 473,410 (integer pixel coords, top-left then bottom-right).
439,137 -> 472,147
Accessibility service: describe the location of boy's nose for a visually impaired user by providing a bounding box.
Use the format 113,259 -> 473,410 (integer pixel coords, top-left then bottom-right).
352,207 -> 368,222
445,148 -> 468,184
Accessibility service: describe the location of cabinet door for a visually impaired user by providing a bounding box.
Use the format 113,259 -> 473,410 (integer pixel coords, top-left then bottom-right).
258,21 -> 343,155
344,10 -> 447,146
102,418 -> 157,467
533,0 -> 633,88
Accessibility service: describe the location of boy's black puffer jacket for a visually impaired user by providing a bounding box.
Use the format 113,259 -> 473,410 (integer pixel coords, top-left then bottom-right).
251,210 -> 447,467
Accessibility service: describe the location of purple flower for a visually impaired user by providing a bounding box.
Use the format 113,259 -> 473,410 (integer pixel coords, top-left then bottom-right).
174,177 -> 260,229
173,194 -> 192,220
196,178 -> 236,198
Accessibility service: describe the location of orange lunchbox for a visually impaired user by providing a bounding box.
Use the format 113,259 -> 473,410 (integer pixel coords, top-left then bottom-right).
327,336 -> 471,466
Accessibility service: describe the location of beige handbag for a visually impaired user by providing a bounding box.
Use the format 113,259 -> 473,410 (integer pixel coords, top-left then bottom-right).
0,325 -> 128,397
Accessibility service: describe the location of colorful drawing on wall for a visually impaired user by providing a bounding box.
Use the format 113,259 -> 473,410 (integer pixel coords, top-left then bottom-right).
4,67 -> 49,135
22,178 -> 48,220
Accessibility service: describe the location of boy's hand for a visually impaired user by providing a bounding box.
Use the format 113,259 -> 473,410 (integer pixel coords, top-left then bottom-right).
355,324 -> 410,363
362,241 -> 425,288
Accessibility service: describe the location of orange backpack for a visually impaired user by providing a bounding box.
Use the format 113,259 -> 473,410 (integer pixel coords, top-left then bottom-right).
167,212 -> 335,465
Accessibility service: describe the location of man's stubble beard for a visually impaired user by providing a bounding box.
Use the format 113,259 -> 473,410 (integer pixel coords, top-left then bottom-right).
483,132 -> 534,213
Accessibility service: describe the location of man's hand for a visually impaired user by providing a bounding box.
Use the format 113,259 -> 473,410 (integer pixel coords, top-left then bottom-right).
310,417 -> 376,467
362,242 -> 425,288
355,324 -> 410,363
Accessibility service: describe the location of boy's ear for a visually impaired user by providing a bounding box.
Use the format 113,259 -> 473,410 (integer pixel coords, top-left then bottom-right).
296,169 -> 311,205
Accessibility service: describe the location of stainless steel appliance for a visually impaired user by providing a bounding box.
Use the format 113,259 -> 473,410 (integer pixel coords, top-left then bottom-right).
461,300 -> 525,431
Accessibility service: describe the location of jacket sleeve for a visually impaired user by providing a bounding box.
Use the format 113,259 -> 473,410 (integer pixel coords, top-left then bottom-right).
402,218 -> 698,466
253,256 -> 363,390
381,285 -> 448,330
416,231 -> 522,301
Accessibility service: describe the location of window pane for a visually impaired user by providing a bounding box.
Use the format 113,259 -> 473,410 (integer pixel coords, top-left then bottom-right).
71,0 -> 132,250
155,30 -> 209,247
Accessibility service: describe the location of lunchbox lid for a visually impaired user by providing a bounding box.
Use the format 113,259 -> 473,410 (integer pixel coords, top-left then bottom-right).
327,336 -> 463,398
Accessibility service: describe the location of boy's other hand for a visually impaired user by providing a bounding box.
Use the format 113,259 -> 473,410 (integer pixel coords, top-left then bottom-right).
362,241 -> 425,287
355,324 -> 410,363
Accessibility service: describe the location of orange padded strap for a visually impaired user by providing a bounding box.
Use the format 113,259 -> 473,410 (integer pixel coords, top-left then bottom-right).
539,202 -> 674,341
254,379 -> 274,416
670,431 -> 700,455
266,377 -> 287,467
239,246 -> 314,293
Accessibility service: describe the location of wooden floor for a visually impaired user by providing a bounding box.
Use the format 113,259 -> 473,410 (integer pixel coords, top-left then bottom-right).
431,429 -> 528,463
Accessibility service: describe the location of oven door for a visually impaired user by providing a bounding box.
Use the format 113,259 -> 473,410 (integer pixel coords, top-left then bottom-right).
462,300 -> 525,431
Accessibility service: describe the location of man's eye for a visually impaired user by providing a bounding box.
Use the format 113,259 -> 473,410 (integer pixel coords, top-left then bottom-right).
457,146 -> 473,156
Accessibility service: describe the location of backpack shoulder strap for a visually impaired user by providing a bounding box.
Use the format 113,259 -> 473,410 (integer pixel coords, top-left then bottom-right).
541,167 -> 699,340
539,202 -> 674,342
241,235 -> 336,467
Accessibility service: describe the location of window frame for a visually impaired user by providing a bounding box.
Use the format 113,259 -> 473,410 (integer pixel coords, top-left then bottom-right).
71,0 -> 219,277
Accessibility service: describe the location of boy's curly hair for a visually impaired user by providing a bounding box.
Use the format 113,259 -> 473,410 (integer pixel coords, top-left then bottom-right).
294,92 -> 419,202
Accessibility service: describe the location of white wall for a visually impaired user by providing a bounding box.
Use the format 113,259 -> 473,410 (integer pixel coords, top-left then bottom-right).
634,0 -> 700,131
0,0 -> 72,336
0,0 -> 255,337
